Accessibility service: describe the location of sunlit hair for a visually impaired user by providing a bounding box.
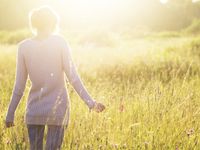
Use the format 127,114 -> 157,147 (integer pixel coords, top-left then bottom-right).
29,6 -> 60,35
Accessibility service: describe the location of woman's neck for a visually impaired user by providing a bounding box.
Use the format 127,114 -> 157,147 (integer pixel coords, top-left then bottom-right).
35,31 -> 52,40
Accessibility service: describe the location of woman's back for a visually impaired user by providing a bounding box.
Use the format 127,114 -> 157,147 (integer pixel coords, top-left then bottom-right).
23,35 -> 65,89
10,35 -> 71,125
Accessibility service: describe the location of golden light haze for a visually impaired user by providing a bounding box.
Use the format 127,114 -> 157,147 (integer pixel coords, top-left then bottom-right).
0,0 -> 199,31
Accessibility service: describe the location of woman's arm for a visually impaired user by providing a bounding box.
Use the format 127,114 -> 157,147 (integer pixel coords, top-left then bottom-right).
61,41 -> 96,109
6,44 -> 28,125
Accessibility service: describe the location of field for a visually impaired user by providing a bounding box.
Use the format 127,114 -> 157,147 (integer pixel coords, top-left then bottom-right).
0,31 -> 200,149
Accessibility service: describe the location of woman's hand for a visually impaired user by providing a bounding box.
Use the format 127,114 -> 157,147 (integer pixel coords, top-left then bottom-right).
5,121 -> 14,128
92,102 -> 105,113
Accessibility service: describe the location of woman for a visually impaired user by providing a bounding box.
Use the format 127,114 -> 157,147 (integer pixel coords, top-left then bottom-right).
5,6 -> 105,150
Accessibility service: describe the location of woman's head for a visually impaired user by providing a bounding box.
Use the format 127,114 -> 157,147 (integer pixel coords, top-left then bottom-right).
29,6 -> 60,35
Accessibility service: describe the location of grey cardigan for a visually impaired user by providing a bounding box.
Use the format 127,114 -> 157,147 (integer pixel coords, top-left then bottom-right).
6,34 -> 95,125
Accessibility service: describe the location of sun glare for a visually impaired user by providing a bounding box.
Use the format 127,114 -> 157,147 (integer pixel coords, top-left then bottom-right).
55,0 -> 131,27
52,0 -> 165,29
192,0 -> 200,3
160,0 -> 168,4
67,0 -> 121,19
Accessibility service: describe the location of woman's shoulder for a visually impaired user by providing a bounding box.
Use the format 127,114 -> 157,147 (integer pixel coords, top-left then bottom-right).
17,38 -> 33,50
17,34 -> 69,50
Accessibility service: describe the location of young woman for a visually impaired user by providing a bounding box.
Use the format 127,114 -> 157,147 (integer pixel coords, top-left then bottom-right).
5,6 -> 105,150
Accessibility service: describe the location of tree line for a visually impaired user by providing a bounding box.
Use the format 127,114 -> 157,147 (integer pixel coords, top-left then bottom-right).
0,0 -> 200,31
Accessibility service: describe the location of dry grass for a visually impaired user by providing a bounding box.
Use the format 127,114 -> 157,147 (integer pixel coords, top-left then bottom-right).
0,33 -> 200,149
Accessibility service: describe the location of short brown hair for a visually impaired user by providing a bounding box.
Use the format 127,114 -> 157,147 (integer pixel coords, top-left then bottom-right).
29,6 -> 60,34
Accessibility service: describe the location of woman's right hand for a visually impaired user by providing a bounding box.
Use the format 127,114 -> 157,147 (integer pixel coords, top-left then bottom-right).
92,102 -> 105,113
5,121 -> 14,128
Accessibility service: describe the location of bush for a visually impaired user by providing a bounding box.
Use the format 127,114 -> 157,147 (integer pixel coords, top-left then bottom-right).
184,19 -> 200,35
0,29 -> 31,44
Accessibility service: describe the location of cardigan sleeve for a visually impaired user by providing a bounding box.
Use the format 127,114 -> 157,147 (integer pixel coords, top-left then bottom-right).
6,44 -> 28,122
61,40 -> 95,109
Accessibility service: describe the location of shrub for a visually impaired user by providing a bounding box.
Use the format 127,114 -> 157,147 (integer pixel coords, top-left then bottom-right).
0,29 -> 31,44
184,19 -> 200,35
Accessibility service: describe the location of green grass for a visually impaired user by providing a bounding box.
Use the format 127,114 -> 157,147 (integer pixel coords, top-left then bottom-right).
0,33 -> 200,149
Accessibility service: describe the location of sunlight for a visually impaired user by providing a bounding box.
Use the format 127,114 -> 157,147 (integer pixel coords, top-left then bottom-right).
24,0 -> 175,30
192,0 -> 200,3
2,0 -> 200,149
160,0 -> 168,4
67,0 -> 121,20
53,0 -> 134,29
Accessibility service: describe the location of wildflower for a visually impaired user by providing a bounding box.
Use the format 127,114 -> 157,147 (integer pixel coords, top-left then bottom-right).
119,103 -> 124,112
186,128 -> 195,137
119,99 -> 125,112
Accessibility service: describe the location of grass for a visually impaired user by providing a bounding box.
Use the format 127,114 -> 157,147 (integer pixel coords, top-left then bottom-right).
0,32 -> 200,149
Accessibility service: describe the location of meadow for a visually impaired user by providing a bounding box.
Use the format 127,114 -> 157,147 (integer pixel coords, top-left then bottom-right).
0,30 -> 200,149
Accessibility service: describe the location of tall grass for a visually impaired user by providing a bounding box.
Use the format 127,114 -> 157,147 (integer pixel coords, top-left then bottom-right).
0,33 -> 199,149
